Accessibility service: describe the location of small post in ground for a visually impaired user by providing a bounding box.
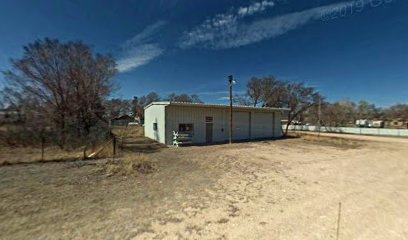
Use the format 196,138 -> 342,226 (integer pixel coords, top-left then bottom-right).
41,136 -> 45,161
336,202 -> 342,240
113,136 -> 117,158
228,75 -> 234,144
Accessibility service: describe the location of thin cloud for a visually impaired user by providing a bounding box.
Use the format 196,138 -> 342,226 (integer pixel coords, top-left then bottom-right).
217,96 -> 231,101
117,21 -> 166,73
116,44 -> 164,72
197,90 -> 246,96
180,1 -> 356,49
238,0 -> 275,18
179,1 -> 275,49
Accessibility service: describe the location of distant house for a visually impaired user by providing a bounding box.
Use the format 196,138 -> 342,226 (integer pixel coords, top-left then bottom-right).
144,102 -> 288,145
110,114 -> 134,126
385,119 -> 408,129
0,109 -> 23,124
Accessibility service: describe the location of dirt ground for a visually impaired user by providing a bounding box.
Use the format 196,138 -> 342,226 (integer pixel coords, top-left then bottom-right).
1,133 -> 408,239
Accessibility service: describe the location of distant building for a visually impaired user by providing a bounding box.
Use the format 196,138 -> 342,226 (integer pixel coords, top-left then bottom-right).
0,109 -> 23,124
110,114 -> 134,126
385,119 -> 408,129
356,119 -> 384,128
144,102 -> 288,145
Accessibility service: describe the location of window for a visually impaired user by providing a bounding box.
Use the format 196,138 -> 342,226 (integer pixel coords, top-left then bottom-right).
179,123 -> 193,132
205,116 -> 213,123
153,123 -> 157,131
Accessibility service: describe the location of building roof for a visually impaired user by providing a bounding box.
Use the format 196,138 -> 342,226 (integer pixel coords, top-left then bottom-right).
144,101 -> 289,112
112,114 -> 134,120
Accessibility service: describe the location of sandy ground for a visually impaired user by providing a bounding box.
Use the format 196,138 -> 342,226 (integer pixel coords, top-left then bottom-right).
1,134 -> 408,239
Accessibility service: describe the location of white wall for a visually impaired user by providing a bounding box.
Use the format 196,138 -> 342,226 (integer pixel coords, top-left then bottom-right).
165,106 -> 228,144
233,111 -> 250,140
287,125 -> 408,137
165,105 -> 284,144
274,112 -> 283,138
144,104 -> 166,144
252,112 -> 273,139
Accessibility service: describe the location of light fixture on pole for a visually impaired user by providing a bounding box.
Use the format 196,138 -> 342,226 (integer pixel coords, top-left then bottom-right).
228,75 -> 236,144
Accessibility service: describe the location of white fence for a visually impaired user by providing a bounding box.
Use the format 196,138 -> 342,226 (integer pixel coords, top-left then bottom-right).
286,125 -> 408,137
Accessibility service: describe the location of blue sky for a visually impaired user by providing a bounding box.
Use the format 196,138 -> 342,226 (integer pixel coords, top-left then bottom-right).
0,0 -> 407,106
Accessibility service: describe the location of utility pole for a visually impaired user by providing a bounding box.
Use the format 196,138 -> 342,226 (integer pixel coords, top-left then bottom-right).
228,75 -> 233,144
318,95 -> 321,136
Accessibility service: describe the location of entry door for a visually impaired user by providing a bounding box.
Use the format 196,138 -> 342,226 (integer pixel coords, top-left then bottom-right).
205,116 -> 213,143
206,123 -> 213,143
233,112 -> 250,140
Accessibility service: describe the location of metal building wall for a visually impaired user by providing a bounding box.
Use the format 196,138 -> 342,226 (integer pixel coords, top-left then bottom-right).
144,104 -> 166,144
164,105 -> 284,144
252,112 -> 274,139
165,105 -> 228,144
273,111 -> 283,138
233,112 -> 250,140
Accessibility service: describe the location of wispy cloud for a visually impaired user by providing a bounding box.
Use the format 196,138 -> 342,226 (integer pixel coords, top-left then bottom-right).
237,0 -> 275,18
179,1 -> 275,49
116,44 -> 164,72
217,96 -> 231,101
197,90 -> 246,102
117,21 -> 166,72
196,90 -> 246,96
180,1 -> 356,49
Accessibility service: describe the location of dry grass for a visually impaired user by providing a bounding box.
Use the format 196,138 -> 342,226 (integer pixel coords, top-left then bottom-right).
0,140 -> 118,166
0,146 -> 83,166
0,126 -> 152,166
2,136 -> 408,239
100,154 -> 157,176
112,125 -> 144,138
85,139 -> 116,159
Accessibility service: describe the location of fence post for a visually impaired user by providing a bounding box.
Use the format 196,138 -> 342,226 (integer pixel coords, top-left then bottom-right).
41,136 -> 45,161
113,137 -> 116,157
83,147 -> 87,159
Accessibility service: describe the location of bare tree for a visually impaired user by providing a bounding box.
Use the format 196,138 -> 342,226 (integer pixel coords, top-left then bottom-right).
356,100 -> 378,119
131,96 -> 144,119
242,76 -> 323,135
233,94 -> 252,106
246,77 -> 263,107
384,104 -> 408,120
282,82 -> 322,134
2,38 -> 116,148
190,94 -> 203,103
245,76 -> 285,107
105,99 -> 131,119
140,92 -> 161,106
130,92 -> 161,121
166,93 -> 203,103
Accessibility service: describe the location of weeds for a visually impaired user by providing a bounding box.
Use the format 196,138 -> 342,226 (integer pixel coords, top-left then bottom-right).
101,154 -> 157,176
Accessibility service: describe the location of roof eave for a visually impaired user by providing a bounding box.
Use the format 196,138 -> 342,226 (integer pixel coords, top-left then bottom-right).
168,101 -> 289,112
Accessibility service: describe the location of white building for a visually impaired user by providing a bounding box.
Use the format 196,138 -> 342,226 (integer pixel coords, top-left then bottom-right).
144,102 -> 288,145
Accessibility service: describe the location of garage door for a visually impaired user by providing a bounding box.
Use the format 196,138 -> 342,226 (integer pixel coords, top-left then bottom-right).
233,112 -> 250,140
252,112 -> 273,139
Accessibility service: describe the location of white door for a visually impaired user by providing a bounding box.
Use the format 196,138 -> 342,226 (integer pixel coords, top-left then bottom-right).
233,112 -> 250,140
252,112 -> 273,139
